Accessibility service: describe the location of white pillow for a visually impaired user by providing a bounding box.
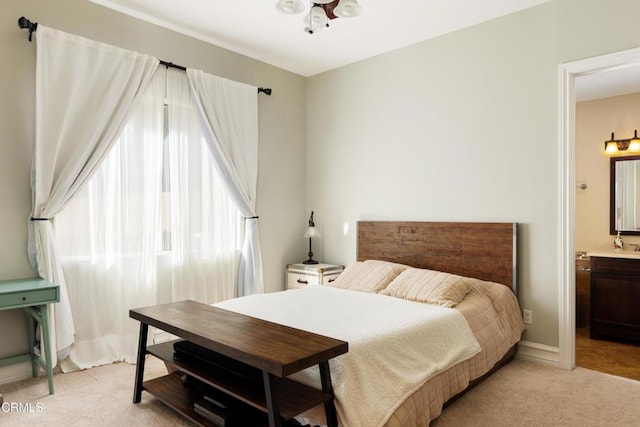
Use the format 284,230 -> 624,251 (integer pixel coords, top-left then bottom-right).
328,260 -> 409,293
380,267 -> 475,307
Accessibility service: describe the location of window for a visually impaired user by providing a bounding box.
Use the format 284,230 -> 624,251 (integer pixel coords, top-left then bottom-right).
54,69 -> 243,369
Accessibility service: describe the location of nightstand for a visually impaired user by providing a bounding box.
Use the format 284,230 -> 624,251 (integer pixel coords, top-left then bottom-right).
286,263 -> 344,290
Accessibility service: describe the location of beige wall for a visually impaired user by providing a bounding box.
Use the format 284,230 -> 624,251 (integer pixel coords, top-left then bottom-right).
0,0 -> 307,379
576,93 -> 640,252
306,0 -> 640,348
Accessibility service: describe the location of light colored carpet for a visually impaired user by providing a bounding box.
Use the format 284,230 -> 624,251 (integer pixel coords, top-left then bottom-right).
432,358 -> 640,427
0,356 -> 190,426
1,357 -> 639,426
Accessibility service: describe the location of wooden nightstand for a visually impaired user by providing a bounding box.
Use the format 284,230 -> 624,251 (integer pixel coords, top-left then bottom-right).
286,263 -> 344,290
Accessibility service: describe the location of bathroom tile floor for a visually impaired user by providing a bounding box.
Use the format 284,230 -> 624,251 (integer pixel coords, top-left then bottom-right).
575,327 -> 640,381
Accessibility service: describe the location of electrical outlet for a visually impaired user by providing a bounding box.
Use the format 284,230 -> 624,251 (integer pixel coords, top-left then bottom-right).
523,309 -> 533,325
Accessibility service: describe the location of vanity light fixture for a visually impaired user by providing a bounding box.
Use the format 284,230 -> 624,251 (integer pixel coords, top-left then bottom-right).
604,130 -> 640,155
275,0 -> 363,34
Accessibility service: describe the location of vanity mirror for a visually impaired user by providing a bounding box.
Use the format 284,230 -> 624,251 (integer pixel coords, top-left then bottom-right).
610,154 -> 640,235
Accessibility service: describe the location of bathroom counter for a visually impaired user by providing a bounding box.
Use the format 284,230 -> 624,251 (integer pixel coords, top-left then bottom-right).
587,250 -> 640,259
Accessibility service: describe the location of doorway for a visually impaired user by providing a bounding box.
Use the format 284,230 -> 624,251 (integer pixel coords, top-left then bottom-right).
560,47 -> 640,378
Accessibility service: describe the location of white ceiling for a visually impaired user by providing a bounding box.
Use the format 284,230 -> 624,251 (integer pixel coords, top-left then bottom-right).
90,0 -> 551,77
575,64 -> 640,102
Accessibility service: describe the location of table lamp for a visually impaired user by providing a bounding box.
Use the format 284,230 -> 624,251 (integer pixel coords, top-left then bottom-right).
303,211 -> 320,264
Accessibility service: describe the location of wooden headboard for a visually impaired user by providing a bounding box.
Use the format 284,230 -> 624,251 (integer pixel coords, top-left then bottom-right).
357,221 -> 519,295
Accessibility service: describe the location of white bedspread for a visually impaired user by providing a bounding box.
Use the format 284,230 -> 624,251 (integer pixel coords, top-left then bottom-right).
215,286 -> 480,427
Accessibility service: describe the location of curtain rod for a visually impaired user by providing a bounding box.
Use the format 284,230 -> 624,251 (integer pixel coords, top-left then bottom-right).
17,17 -> 272,96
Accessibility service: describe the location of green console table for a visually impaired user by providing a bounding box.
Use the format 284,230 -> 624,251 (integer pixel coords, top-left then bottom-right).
0,278 -> 59,394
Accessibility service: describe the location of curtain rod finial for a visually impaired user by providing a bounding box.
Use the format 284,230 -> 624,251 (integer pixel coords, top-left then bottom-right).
18,16 -> 38,41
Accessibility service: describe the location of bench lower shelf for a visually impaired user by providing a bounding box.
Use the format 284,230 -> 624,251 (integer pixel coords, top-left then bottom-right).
144,371 -> 272,426
145,341 -> 332,423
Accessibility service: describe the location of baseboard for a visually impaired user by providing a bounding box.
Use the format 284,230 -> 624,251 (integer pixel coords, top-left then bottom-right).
0,361 -> 34,386
516,340 -> 560,366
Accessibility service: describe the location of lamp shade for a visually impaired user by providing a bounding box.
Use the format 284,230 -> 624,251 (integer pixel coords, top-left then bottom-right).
605,141 -> 619,154
629,130 -> 640,152
304,226 -> 320,239
275,0 -> 305,14
334,0 -> 363,18
304,5 -> 329,31
605,133 -> 618,154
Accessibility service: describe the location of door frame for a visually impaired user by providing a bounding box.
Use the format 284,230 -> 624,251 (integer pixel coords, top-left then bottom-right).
559,47 -> 640,370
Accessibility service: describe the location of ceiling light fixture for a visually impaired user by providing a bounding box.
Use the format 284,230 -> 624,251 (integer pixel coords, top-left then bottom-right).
275,0 -> 363,34
604,130 -> 640,155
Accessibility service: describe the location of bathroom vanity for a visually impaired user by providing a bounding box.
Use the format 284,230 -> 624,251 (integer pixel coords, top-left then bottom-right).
575,253 -> 591,328
587,251 -> 640,343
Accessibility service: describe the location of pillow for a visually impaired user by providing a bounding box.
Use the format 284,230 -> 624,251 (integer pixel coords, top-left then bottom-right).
327,260 -> 409,293
380,267 -> 475,307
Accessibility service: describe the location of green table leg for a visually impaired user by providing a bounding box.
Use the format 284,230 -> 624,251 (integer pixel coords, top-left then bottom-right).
39,304 -> 55,395
26,310 -> 37,378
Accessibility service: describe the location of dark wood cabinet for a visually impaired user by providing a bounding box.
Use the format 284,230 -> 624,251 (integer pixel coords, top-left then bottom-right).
590,256 -> 640,342
576,258 -> 591,328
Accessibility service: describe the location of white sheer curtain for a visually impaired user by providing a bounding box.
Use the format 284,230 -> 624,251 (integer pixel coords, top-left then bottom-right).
55,70 -> 165,371
166,69 -> 242,303
186,69 -> 263,296
29,26 -> 159,366
55,68 -> 244,370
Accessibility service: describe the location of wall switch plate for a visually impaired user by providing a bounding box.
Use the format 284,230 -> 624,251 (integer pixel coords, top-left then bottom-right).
523,309 -> 533,324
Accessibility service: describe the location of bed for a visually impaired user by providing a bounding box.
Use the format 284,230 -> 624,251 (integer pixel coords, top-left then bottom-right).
216,221 -> 526,426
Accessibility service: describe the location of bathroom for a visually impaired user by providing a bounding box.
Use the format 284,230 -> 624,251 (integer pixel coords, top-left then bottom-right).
575,84 -> 640,381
